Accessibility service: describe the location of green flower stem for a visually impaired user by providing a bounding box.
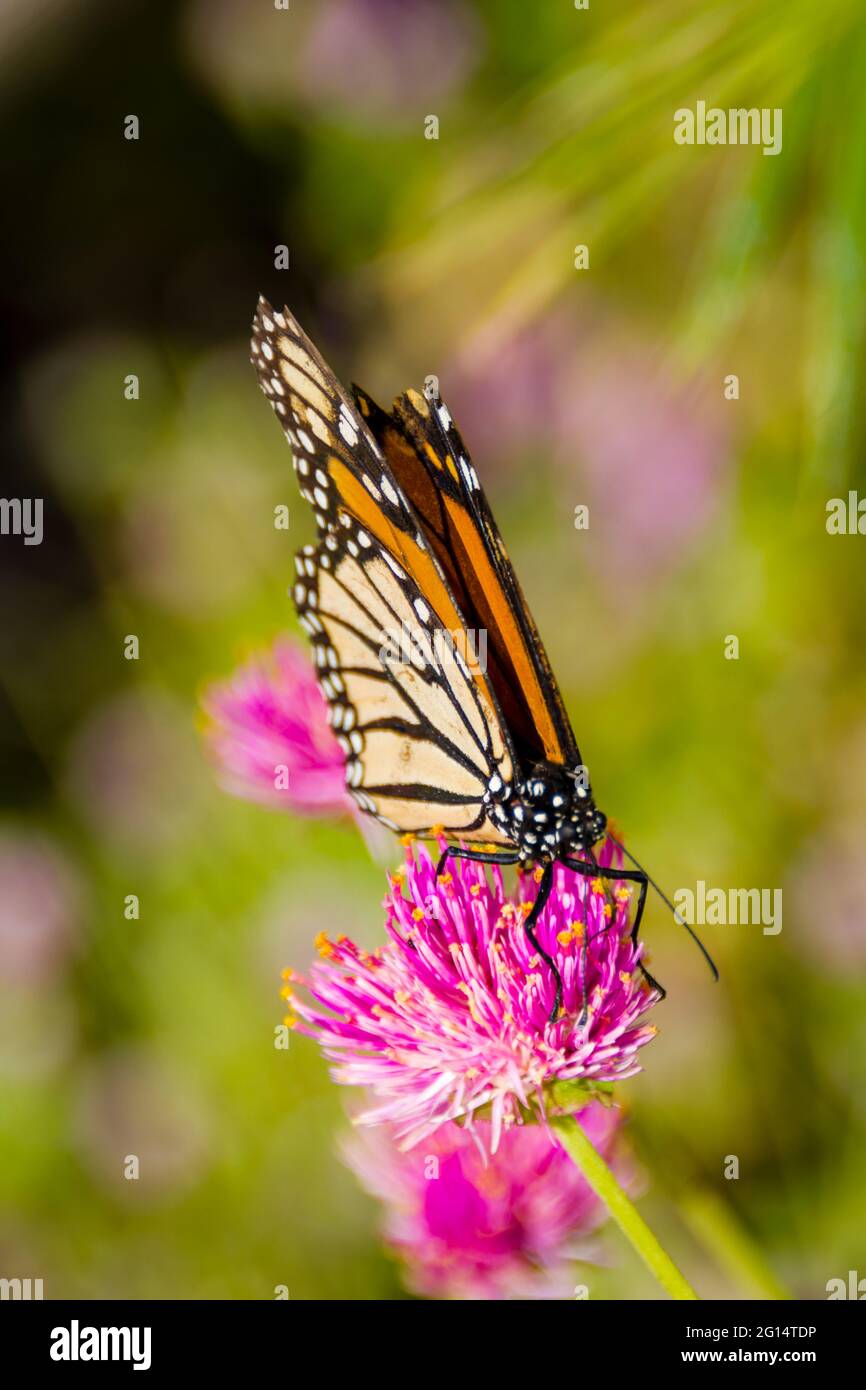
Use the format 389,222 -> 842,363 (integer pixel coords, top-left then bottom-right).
550,1114 -> 699,1301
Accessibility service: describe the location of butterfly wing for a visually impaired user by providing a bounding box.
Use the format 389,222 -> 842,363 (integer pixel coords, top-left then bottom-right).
291,527 -> 515,838
251,297 -> 515,841
352,382 -> 581,771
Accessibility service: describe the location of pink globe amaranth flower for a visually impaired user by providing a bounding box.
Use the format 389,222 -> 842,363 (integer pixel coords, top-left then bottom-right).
344,1103 -> 631,1300
200,637 -> 351,817
298,0 -> 482,124
70,689 -> 208,855
556,330 -> 729,595
444,314 -> 573,471
285,839 -> 659,1149
0,831 -> 82,986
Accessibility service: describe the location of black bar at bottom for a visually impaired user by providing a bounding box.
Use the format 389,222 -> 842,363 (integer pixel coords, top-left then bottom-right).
0,1297 -> 858,1374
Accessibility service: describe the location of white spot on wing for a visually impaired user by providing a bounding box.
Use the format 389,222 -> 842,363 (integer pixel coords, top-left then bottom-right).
339,407 -> 359,447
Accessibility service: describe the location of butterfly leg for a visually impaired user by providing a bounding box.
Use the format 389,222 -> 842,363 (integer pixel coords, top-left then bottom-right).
593,864 -> 658,990
436,844 -> 520,876
563,857 -> 665,1006
436,846 -> 562,1025
521,860 -> 563,1025
559,853 -> 606,1025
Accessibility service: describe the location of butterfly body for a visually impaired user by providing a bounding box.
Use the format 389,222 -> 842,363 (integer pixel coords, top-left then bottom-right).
486,760 -> 607,863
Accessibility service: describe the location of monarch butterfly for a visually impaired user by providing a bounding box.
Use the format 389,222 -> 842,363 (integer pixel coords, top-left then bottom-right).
250,297 -> 716,1020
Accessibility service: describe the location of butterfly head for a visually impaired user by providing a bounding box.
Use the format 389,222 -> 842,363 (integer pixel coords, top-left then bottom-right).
491,760 -> 607,862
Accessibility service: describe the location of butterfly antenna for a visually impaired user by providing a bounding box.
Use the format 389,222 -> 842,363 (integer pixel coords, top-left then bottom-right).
607,834 -> 719,981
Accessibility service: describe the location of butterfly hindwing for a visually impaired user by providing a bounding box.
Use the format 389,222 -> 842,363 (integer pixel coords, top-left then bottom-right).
293,524 -> 512,839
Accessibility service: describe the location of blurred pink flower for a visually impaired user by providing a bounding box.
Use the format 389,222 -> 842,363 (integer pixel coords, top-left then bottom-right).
286,840 -> 659,1149
189,0 -> 481,127
557,333 -> 729,592
67,690 -> 208,854
0,831 -> 82,986
74,1049 -> 211,1200
344,1103 -> 628,1300
298,0 -> 482,123
201,637 -> 351,817
791,823 -> 866,972
445,316 -> 571,469
446,309 -> 728,594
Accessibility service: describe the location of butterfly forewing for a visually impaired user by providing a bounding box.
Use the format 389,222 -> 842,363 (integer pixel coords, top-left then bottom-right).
354,383 -> 581,770
251,298 -> 515,841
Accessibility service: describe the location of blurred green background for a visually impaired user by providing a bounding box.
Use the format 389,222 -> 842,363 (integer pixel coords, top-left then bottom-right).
2,0 -> 865,1299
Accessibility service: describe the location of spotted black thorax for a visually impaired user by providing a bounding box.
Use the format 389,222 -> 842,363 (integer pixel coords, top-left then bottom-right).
485,760 -> 607,863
